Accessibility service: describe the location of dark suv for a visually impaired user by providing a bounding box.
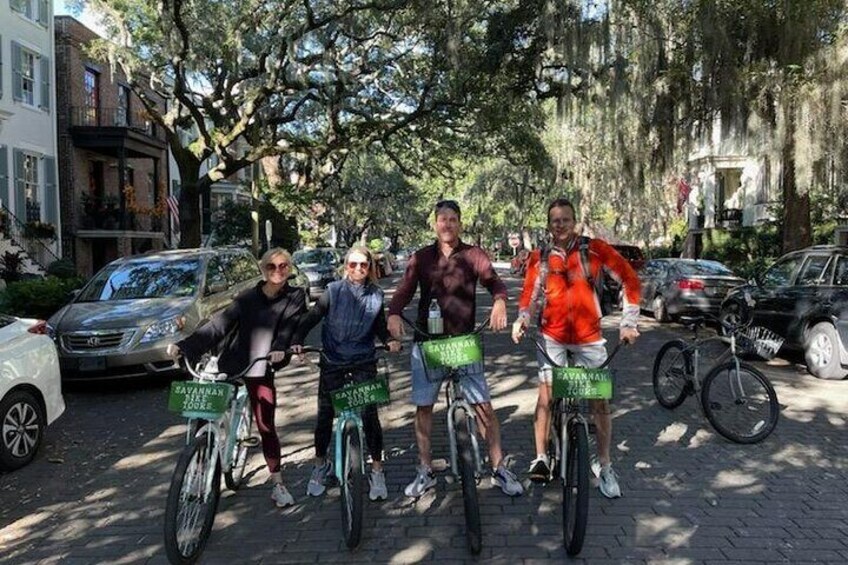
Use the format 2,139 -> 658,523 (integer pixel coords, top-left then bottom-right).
720,245 -> 848,380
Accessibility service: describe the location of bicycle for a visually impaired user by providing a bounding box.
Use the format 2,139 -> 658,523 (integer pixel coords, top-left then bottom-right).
163,354 -> 268,565
652,315 -> 782,444
531,335 -> 623,556
294,345 -> 393,550
402,314 -> 489,555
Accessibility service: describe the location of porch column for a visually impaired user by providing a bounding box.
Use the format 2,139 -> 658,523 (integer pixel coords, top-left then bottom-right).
118,147 -> 127,230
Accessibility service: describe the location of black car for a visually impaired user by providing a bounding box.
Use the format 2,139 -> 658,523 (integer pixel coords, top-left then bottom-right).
640,258 -> 745,322
720,245 -> 848,380
292,248 -> 342,299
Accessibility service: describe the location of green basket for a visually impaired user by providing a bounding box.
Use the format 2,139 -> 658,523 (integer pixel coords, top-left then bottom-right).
551,367 -> 614,400
330,377 -> 390,412
421,334 -> 483,370
168,380 -> 233,419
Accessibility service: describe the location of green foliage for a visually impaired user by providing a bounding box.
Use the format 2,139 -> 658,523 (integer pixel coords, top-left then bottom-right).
700,225 -> 782,280
0,251 -> 26,283
212,200 -> 252,246
0,276 -> 86,319
368,239 -> 384,252
46,259 -> 79,279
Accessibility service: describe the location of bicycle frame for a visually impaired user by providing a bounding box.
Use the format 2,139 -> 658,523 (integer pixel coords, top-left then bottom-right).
333,408 -> 367,480
678,325 -> 746,401
554,399 -> 589,482
443,375 -> 484,478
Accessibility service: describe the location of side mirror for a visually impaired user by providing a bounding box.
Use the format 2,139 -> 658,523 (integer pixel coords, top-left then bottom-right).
206,280 -> 228,295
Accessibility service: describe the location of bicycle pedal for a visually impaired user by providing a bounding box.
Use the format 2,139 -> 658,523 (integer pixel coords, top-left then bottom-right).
243,436 -> 261,448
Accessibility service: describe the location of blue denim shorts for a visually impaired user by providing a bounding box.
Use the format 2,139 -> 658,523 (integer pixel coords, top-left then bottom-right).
410,343 -> 490,406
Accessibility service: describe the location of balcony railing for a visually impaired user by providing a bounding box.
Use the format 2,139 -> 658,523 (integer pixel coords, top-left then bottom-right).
69,106 -> 156,136
717,208 -> 743,229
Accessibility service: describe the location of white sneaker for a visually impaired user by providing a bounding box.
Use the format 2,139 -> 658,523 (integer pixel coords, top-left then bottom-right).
492,465 -> 524,496
404,465 -> 436,498
599,465 -> 622,499
271,483 -> 295,507
369,470 -> 388,501
307,461 -> 332,497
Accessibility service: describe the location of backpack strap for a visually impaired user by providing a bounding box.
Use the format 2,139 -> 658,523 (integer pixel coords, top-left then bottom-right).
577,236 -> 593,281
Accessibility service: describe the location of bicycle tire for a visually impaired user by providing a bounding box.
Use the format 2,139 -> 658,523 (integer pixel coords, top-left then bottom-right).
164,430 -> 221,565
562,419 -> 589,556
340,420 -> 364,549
224,401 -> 253,490
701,361 -> 779,444
652,340 -> 693,409
546,401 -> 563,481
455,407 -> 482,555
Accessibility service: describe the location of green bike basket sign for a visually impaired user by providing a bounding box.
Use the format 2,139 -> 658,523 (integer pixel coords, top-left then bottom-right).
168,381 -> 233,419
421,334 -> 483,369
552,368 -> 614,400
330,378 -> 390,412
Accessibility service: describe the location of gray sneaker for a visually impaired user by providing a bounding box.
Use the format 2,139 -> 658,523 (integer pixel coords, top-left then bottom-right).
599,464 -> 622,498
404,465 -> 436,498
271,483 -> 294,508
492,465 -> 524,496
369,470 -> 388,501
307,461 -> 332,497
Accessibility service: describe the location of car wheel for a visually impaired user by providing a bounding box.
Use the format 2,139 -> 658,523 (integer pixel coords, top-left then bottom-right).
0,390 -> 45,472
653,295 -> 670,323
805,323 -> 847,380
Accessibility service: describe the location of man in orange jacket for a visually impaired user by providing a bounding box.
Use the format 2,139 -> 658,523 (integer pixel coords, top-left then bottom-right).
512,198 -> 641,498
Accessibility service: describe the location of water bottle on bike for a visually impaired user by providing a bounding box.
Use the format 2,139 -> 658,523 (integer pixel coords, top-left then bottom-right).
428,298 -> 443,335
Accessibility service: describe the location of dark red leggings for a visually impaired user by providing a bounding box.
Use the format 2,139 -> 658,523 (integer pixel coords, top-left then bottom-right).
245,375 -> 281,474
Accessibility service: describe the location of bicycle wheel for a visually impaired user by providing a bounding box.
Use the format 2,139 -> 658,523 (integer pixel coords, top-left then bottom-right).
454,407 -> 482,555
339,420 -> 363,549
562,419 -> 589,556
164,430 -> 221,565
224,401 -> 253,491
652,340 -> 694,409
701,361 -> 779,444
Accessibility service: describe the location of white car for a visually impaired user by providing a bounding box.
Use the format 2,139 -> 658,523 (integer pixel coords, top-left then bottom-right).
0,315 -> 65,472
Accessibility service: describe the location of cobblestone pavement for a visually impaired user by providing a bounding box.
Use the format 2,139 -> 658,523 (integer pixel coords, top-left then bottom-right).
1,269 -> 847,564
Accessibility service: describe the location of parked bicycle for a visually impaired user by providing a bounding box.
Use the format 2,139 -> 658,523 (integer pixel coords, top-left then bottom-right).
163,354 -> 268,565
401,314 -> 489,555
531,335 -> 623,556
292,345 -> 393,550
652,315 -> 782,444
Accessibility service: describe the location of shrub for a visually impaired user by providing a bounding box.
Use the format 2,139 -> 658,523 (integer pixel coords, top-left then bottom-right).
46,258 -> 79,279
0,250 -> 26,283
0,276 -> 85,319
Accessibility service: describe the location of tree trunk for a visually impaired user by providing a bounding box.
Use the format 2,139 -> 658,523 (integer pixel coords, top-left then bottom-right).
780,98 -> 812,253
176,161 -> 204,249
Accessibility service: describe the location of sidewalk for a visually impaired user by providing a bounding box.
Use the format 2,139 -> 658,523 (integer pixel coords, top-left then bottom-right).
1,271 -> 847,564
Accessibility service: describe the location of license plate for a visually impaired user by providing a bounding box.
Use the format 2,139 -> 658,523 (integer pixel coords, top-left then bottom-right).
421,334 -> 482,369
78,357 -> 106,372
551,367 -> 614,400
330,378 -> 390,412
168,381 -> 233,418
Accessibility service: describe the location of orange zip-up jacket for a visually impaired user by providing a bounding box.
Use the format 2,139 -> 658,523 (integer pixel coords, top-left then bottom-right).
518,239 -> 641,345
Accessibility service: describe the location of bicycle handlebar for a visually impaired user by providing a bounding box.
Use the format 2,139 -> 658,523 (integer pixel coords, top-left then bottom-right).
399,313 -> 490,340
532,334 -> 625,371
184,354 -> 271,384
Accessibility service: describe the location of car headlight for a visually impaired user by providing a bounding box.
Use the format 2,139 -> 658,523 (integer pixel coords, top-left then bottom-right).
141,316 -> 186,343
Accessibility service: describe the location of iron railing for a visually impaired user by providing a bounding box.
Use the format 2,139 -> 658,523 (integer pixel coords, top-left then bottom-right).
69,106 -> 156,137
0,202 -> 61,271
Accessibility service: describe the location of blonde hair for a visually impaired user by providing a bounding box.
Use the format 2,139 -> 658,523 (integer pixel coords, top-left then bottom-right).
259,247 -> 292,279
345,246 -> 378,284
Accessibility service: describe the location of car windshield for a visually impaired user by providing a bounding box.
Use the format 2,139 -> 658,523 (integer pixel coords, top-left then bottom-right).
76,259 -> 202,301
677,261 -> 734,276
293,250 -> 334,266
0,315 -> 16,329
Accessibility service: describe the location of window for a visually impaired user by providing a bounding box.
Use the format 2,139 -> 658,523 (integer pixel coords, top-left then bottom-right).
20,50 -> 35,106
761,254 -> 803,287
84,68 -> 100,125
834,257 -> 848,287
796,255 -> 833,286
10,0 -> 47,24
23,153 -> 40,221
116,84 -> 130,126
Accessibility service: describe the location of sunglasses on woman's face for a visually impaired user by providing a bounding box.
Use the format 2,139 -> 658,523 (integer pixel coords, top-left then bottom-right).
347,261 -> 369,270
265,262 -> 290,272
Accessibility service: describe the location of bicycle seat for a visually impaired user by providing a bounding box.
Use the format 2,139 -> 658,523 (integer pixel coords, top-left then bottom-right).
679,315 -> 705,329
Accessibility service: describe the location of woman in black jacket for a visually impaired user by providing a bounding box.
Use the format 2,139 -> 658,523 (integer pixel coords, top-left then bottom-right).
167,248 -> 307,508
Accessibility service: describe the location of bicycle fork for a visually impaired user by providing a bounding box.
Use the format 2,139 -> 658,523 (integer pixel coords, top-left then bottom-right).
334,411 -> 366,482
560,414 -> 589,482
446,399 -> 483,478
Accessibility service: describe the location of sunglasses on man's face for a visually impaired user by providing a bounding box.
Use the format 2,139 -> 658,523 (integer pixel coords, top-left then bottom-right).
265,262 -> 290,272
347,261 -> 370,270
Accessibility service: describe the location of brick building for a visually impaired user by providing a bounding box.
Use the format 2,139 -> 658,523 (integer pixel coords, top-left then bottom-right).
54,15 -> 169,276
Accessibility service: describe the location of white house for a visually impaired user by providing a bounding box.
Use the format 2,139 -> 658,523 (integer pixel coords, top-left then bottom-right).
0,0 -> 61,272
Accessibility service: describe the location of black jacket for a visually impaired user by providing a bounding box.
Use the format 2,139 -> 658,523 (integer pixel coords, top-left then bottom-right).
177,282 -> 307,377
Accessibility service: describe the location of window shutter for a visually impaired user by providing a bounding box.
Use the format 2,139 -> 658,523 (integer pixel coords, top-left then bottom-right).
43,156 -> 57,226
13,149 -> 26,220
0,35 -> 4,99
38,0 -> 49,27
11,42 -> 23,102
0,146 -> 9,210
39,55 -> 50,112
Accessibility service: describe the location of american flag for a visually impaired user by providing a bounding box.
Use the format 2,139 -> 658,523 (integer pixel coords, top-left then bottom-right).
166,194 -> 180,231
